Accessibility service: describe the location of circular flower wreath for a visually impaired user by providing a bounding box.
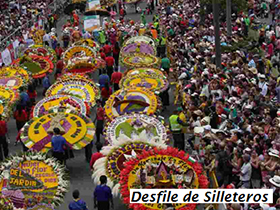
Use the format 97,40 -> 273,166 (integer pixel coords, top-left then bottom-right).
0,75 -> 25,90
72,39 -> 100,51
119,147 -> 209,210
0,66 -> 31,83
0,151 -> 69,208
33,95 -> 87,117
123,68 -> 166,78
23,45 -> 57,64
92,138 -> 167,197
21,109 -> 95,152
121,41 -> 157,56
120,72 -> 169,92
0,86 -> 19,106
63,46 -> 96,62
0,193 -> 14,210
122,52 -> 160,69
46,78 -> 100,107
123,35 -> 156,47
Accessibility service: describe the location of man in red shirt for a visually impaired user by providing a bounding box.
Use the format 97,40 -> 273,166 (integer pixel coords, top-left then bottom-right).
105,55 -> 115,79
55,43 -> 64,60
0,115 -> 9,160
111,68 -> 122,91
103,41 -> 112,56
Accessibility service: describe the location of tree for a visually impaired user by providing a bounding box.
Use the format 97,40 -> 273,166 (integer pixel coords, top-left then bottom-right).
213,0 -> 221,68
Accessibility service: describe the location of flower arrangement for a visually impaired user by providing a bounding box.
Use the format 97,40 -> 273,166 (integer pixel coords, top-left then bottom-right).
64,55 -> 97,74
121,52 -> 161,68
0,66 -> 31,84
0,193 -> 14,210
23,45 -> 57,64
121,41 -> 157,56
120,72 -> 169,92
104,87 -> 159,120
72,39 -> 100,51
0,151 -> 70,208
92,138 -> 167,197
63,46 -> 96,62
13,55 -> 54,79
119,147 -> 209,210
123,35 -> 156,47
104,113 -> 169,145
123,67 -> 166,77
33,95 -> 87,117
0,86 -> 19,107
45,78 -> 100,107
20,109 -> 95,152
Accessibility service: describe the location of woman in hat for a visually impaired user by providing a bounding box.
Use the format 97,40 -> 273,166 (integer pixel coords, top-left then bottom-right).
261,149 -> 279,178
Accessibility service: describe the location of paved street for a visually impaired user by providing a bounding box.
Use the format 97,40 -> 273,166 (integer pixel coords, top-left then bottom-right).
5,3 -> 177,210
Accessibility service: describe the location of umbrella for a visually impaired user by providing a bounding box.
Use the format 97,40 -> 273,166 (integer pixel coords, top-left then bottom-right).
64,2 -> 86,15
84,9 -> 110,16
20,109 -> 96,152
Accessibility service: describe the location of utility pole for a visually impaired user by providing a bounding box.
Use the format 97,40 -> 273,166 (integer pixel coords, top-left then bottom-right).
226,0 -> 232,36
212,0 -> 221,68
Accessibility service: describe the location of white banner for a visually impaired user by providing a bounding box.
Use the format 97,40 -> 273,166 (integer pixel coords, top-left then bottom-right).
84,15 -> 100,32
130,189 -> 273,204
1,48 -> 12,66
88,0 -> 101,10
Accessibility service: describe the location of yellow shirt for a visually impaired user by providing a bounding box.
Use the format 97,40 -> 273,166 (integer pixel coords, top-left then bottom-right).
139,28 -> 146,36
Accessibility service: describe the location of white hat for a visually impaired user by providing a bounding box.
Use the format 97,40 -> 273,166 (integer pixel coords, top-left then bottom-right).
194,110 -> 203,115
244,147 -> 251,152
269,149 -> 280,158
204,125 -> 211,131
269,175 -> 280,187
74,26 -> 79,30
202,117 -> 210,124
237,139 -> 243,144
213,74 -> 219,79
140,23 -> 144,27
178,72 -> 187,80
245,105 -> 252,109
259,74 -> 266,79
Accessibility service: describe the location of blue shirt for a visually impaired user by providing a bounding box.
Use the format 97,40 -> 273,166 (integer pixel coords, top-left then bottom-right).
99,74 -> 109,88
248,59 -> 256,68
51,135 -> 66,153
20,92 -> 30,106
69,199 -> 88,210
43,76 -> 51,88
94,185 -> 112,201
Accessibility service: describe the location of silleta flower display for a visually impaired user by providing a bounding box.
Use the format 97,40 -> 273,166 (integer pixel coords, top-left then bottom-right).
120,72 -> 169,93
119,147 -> 209,210
21,109 -> 95,152
22,44 -> 57,64
0,66 -> 31,83
105,87 -> 159,120
33,95 -> 87,117
122,52 -> 160,69
104,113 -> 169,145
0,151 -> 69,209
45,78 -> 100,107
121,41 -> 157,56
92,138 -> 167,197
63,46 -> 96,62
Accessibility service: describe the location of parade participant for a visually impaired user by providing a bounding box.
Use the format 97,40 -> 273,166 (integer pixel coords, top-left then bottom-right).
13,105 -> 28,132
105,54 -> 115,79
99,28 -> 107,45
113,42 -> 120,67
103,41 -> 112,56
94,175 -> 114,210
55,43 -> 64,60
169,108 -> 184,151
72,10 -> 80,27
0,115 -> 9,161
42,72 -> 51,96
62,29 -> 71,48
101,82 -> 112,106
72,27 -> 82,43
51,127 -> 67,164
111,68 -> 122,91
27,84 -> 37,104
94,100 -> 105,143
69,190 -> 89,210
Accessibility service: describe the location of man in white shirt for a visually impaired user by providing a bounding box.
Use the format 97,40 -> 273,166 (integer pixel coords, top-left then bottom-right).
240,154 -> 252,188
258,74 -> 268,96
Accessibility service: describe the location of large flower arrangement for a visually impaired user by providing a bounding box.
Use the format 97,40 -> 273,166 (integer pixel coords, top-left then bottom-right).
13,55 -> 54,79
23,45 -> 57,64
123,68 -> 166,77
120,147 -> 209,210
121,41 -> 157,56
33,95 -> 87,117
123,35 -> 156,47
21,109 -> 95,152
46,79 -> 100,107
104,87 -> 159,120
73,39 -> 100,51
0,66 -> 31,83
0,86 -> 19,106
92,136 -> 167,197
0,75 -> 25,90
122,52 -> 160,69
0,151 -> 69,208
0,193 -> 14,210
120,72 -> 169,93
0,96 -> 13,121
63,46 -> 96,62
104,113 -> 169,145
